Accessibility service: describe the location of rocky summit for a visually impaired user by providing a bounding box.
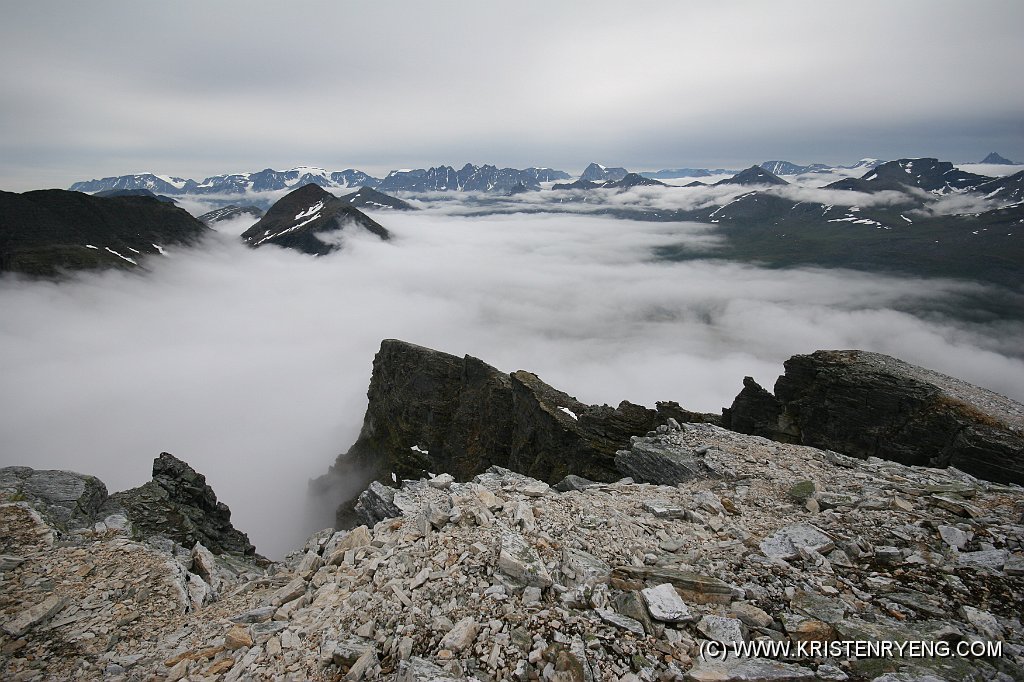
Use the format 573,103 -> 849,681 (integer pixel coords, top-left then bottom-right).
2,344 -> 1024,681
312,339 -> 715,527
2,422 -> 1023,681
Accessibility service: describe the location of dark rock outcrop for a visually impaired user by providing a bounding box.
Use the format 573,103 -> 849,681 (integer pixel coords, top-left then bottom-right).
0,467 -> 108,529
240,184 -> 390,255
614,435 -> 723,485
315,340 -> 678,526
723,350 -> 1024,484
0,189 -> 209,276
107,452 -> 257,556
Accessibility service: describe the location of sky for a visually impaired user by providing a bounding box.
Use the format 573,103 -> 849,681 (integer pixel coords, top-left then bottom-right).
2,209 -> 1022,557
1,1 -> 1023,191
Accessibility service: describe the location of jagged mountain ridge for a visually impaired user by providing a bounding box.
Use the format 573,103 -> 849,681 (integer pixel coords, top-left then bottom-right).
70,164 -> 572,196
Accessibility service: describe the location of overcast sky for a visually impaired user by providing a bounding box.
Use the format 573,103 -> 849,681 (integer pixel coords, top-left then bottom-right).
1,1 -> 1022,191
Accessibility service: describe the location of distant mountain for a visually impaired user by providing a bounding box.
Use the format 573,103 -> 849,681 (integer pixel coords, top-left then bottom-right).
94,188 -> 177,204
826,158 -> 992,194
640,168 -> 718,179
70,167 -> 377,196
551,179 -> 601,191
579,163 -> 628,182
974,170 -> 1024,203
981,152 -> 1018,165
377,164 -> 568,193
715,166 -> 788,186
240,184 -> 390,255
759,160 -> 832,175
198,205 -> 264,226
547,173 -> 669,192
0,189 -> 208,276
600,173 -> 667,189
73,164 -> 574,198
655,187 -> 1024,302
70,173 -> 189,195
340,187 -> 415,211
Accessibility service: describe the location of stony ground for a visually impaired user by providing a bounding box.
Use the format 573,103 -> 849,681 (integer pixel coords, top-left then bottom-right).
2,422 -> 1023,681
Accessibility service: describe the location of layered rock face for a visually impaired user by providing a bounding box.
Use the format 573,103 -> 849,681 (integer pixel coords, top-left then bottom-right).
108,452 -> 257,557
315,340 -> 698,525
724,350 -> 1024,485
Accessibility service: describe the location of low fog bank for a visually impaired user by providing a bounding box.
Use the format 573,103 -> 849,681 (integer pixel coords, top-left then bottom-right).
2,212 -> 1022,557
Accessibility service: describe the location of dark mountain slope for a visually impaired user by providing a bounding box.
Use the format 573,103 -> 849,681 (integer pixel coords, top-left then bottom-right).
0,189 -> 208,276
602,173 -> 667,189
715,166 -> 788,186
198,205 -> 264,226
240,184 -> 390,255
981,152 -> 1017,165
340,187 -> 415,211
827,158 -> 992,194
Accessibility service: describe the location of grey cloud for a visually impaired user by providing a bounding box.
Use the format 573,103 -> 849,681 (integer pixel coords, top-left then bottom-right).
2,212 -> 1022,557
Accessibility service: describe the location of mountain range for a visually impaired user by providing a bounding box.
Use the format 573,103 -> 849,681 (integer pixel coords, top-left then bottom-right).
67,155 -> 1020,197
70,164 -> 571,196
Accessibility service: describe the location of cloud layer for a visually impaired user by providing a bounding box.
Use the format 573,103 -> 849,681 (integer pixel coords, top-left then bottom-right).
2,211 -> 1022,557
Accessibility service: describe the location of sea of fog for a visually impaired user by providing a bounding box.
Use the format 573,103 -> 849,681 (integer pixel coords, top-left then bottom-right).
2,210 -> 1023,558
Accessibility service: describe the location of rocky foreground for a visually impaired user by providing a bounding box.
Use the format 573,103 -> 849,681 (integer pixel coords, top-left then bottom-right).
3,419 -> 1024,681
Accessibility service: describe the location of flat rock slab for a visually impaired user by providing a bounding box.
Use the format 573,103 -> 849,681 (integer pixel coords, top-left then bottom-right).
685,657 -> 816,682
497,529 -> 552,588
439,616 -> 479,653
957,549 -> 1008,571
596,609 -> 645,636
643,499 -> 688,519
615,439 -> 717,485
696,615 -> 744,644
397,656 -> 462,681
641,583 -> 692,623
614,566 -> 734,604
759,524 -> 834,561
790,590 -> 847,624
3,594 -> 67,637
